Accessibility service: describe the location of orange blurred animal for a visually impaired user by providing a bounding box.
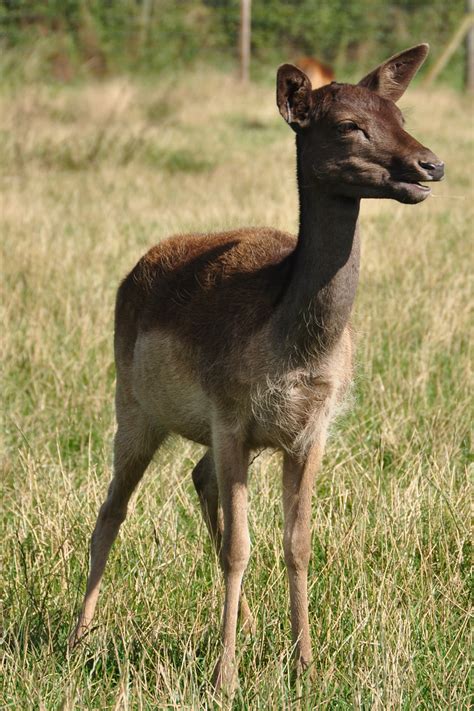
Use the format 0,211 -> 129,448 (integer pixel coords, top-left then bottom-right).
294,56 -> 334,88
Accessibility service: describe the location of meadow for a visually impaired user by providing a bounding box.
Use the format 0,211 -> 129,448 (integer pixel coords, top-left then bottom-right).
1,69 -> 472,708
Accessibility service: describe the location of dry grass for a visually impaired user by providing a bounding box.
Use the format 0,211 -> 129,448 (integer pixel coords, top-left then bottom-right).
1,70 -> 472,709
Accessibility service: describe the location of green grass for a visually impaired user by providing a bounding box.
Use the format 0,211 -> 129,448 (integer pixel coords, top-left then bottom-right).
1,70 -> 472,709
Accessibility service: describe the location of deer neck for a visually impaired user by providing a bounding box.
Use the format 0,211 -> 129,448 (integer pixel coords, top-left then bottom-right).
274,139 -> 361,361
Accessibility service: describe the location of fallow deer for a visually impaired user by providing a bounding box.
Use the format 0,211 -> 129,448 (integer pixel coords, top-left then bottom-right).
70,45 -> 444,690
295,56 -> 334,88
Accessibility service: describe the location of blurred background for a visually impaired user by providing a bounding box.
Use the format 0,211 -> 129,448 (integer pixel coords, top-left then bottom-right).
0,0 -> 472,88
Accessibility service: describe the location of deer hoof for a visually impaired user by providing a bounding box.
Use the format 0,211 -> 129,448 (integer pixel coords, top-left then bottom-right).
211,656 -> 238,695
68,619 -> 88,652
68,630 -> 80,652
293,656 -> 315,693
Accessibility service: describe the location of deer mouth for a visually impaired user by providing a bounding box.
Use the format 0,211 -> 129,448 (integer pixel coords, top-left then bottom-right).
399,180 -> 431,194
390,179 -> 432,204
390,162 -> 444,203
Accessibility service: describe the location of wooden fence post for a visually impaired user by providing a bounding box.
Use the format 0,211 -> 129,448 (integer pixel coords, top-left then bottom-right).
467,0 -> 474,92
239,0 -> 251,83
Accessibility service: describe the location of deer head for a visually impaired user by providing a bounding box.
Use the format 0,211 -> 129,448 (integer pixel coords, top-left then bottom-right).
277,44 -> 444,204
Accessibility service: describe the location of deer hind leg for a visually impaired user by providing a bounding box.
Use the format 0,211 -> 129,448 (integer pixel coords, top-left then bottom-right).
209,427 -> 250,692
282,440 -> 325,676
69,407 -> 166,648
191,451 -> 255,635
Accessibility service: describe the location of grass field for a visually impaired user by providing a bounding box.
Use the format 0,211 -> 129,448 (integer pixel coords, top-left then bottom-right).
1,69 -> 472,709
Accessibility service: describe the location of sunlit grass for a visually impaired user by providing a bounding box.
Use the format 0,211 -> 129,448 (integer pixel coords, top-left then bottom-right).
1,70 -> 472,708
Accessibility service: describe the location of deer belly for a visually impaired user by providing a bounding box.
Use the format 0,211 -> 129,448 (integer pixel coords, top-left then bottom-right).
131,331 -> 212,445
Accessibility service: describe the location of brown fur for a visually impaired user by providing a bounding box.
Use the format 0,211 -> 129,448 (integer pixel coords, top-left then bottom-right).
70,45 -> 444,692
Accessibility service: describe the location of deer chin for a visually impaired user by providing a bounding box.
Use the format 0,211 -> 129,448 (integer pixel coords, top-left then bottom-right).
333,180 -> 431,204
390,180 -> 431,204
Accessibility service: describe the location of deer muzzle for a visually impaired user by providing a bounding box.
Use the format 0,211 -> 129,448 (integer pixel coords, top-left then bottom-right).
418,159 -> 445,181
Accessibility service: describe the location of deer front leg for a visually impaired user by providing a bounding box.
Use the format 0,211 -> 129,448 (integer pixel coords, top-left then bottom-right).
210,427 -> 250,693
282,443 -> 324,674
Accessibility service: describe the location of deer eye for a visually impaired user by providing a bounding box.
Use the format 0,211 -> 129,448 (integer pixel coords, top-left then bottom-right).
337,121 -> 359,134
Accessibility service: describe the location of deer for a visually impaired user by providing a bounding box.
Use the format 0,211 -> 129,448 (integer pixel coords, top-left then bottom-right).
295,56 -> 334,89
70,44 -> 444,691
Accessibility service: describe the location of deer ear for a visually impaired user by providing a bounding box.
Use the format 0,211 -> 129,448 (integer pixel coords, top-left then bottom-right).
277,64 -> 313,130
358,44 -> 429,102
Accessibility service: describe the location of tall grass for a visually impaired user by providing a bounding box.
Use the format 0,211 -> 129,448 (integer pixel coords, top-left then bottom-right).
1,71 -> 472,709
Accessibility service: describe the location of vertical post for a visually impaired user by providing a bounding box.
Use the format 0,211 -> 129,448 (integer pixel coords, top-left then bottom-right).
239,0 -> 251,83
467,0 -> 474,92
138,0 -> 152,58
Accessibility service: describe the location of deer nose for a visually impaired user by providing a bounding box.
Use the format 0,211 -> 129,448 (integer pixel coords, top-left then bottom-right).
418,159 -> 444,181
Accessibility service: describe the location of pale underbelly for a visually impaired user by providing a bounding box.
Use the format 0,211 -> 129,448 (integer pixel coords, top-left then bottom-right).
130,330 -> 343,454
